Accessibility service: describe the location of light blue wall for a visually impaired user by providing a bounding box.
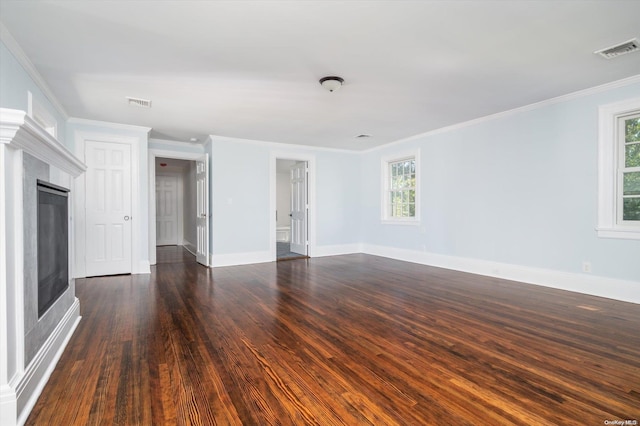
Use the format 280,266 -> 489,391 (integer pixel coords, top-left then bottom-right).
361,82 -> 640,282
0,41 -> 67,146
210,138 -> 271,254
315,151 -> 361,246
209,137 -> 362,255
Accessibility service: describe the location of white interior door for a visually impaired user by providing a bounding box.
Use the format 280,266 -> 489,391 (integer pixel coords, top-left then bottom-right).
290,162 -> 307,255
156,175 -> 179,246
196,158 -> 209,266
85,140 -> 132,276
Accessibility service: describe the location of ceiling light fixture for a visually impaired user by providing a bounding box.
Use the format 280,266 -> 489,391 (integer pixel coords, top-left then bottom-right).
319,76 -> 344,92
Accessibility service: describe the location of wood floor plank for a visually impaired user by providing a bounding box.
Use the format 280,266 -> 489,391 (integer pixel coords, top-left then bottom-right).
25,248 -> 640,425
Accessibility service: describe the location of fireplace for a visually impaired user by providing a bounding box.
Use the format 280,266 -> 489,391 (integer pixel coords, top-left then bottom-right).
37,180 -> 70,318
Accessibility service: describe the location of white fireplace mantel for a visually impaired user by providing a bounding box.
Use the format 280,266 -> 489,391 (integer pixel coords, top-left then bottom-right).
0,107 -> 85,426
0,108 -> 85,177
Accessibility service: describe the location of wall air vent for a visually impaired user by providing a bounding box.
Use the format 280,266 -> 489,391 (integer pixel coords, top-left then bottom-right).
126,96 -> 152,108
594,38 -> 639,59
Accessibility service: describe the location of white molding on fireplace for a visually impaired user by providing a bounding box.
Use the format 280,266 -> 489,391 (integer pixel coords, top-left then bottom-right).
0,109 -> 85,425
0,109 -> 85,178
15,299 -> 80,426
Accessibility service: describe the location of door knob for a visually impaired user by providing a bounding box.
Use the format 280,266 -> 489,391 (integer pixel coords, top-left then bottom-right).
124,216 -> 130,221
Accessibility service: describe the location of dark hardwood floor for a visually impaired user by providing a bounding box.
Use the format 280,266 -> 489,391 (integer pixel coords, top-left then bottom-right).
26,248 -> 640,425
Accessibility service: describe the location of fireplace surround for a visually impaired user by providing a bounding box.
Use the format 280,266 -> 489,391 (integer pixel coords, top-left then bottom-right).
1,108 -> 86,425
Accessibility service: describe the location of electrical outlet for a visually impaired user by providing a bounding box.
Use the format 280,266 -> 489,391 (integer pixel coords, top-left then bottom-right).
582,261 -> 592,273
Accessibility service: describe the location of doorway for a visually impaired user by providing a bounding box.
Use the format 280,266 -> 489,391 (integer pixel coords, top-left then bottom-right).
149,150 -> 210,267
155,158 -> 191,248
275,158 -> 309,261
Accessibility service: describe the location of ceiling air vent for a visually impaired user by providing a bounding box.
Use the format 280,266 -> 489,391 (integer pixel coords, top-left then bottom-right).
594,38 -> 640,59
126,96 -> 152,108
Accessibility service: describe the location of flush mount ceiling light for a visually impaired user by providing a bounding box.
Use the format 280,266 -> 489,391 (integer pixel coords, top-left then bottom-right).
319,76 -> 344,92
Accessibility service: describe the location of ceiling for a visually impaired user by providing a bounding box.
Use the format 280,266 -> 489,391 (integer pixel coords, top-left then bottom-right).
1,1 -> 639,150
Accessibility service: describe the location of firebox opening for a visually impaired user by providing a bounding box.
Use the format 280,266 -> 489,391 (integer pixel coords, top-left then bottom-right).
37,180 -> 70,318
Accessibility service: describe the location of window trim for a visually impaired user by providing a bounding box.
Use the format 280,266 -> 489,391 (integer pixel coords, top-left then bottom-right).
597,97 -> 640,240
381,150 -> 420,225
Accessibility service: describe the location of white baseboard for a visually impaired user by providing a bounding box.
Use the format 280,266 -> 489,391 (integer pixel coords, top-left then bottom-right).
135,260 -> 151,274
9,298 -> 81,426
211,250 -> 272,267
0,385 -> 18,426
362,244 -> 640,304
313,243 -> 362,257
182,240 -> 196,256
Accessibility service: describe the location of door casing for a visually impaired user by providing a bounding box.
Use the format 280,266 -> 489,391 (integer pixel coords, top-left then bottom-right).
74,131 -> 144,278
270,152 -> 316,261
289,161 -> 308,255
148,149 -> 210,266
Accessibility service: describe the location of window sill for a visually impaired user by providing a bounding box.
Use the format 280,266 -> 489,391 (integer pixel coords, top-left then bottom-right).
596,227 -> 640,240
381,219 -> 420,226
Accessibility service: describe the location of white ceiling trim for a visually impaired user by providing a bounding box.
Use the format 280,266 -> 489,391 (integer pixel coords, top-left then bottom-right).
364,74 -> 640,154
67,117 -> 151,134
0,21 -> 68,120
149,138 -> 205,150
206,134 -> 360,155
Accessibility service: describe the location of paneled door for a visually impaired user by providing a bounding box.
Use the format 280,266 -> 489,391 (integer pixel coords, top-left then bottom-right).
195,158 -> 209,266
156,175 -> 179,245
85,140 -> 132,276
290,161 -> 307,255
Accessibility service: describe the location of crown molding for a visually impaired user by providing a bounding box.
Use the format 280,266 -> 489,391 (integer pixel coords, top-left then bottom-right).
0,21 -> 69,120
149,138 -> 205,150
67,117 -> 152,134
207,134 -> 359,154
365,74 -> 640,153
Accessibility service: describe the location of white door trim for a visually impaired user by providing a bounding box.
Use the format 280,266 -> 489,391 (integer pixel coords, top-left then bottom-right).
289,161 -> 308,255
74,131 -> 142,277
148,149 -> 209,266
269,152 -> 316,261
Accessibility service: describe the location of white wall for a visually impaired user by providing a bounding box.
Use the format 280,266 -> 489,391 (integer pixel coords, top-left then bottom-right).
360,80 -> 640,302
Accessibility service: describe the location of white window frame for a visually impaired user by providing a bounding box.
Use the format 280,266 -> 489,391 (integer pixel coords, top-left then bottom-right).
381,150 -> 420,225
597,97 -> 640,239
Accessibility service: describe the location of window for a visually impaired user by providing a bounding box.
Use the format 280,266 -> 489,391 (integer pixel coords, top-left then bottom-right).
597,98 -> 640,239
620,113 -> 640,221
382,151 -> 420,223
